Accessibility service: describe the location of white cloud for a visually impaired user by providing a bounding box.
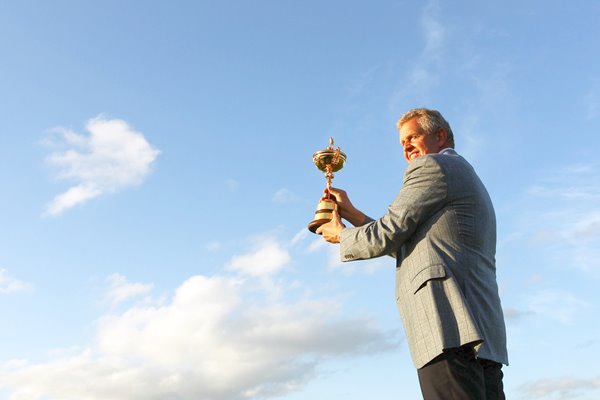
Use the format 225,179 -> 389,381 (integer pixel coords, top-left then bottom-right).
0,271 -> 397,400
0,269 -> 33,294
43,116 -> 160,216
104,273 -> 153,308
227,241 -> 291,277
520,375 -> 600,399
45,184 -> 102,216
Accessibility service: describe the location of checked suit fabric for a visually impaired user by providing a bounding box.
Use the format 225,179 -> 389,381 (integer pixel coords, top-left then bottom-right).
339,148 -> 508,369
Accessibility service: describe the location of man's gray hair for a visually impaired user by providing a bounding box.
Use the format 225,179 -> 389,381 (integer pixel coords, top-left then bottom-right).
397,108 -> 455,148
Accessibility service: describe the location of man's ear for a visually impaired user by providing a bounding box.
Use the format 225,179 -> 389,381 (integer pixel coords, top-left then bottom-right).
437,129 -> 448,147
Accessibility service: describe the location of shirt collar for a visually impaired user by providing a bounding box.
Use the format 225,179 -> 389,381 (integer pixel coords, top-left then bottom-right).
438,147 -> 456,156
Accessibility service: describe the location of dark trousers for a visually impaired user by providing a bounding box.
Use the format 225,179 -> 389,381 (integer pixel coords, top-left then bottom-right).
417,345 -> 505,400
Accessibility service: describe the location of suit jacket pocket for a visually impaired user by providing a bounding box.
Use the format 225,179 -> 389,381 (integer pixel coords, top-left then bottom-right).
411,264 -> 446,294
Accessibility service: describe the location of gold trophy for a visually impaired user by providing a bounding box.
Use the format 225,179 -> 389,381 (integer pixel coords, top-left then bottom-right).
308,137 -> 346,233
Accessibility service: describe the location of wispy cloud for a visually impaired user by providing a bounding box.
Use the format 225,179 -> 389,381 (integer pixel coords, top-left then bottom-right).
206,241 -> 223,251
306,236 -> 326,253
389,0 -> 446,109
521,162 -> 600,276
103,273 -> 153,308
0,240 -> 398,399
386,1 -> 520,163
502,307 -> 531,321
407,0 -> 446,89
520,375 -> 600,399
525,288 -> 591,324
420,1 -> 445,60
290,228 -> 309,246
528,163 -> 600,201
584,78 -> 600,120
43,116 -> 160,216
272,188 -> 298,204
0,269 -> 33,294
575,339 -> 600,350
298,231 -> 388,275
226,178 -> 240,193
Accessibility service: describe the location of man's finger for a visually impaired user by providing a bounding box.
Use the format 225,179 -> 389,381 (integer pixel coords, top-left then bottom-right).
331,209 -> 341,222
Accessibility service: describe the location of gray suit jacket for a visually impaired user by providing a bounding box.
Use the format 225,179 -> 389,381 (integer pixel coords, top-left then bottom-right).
339,149 -> 508,369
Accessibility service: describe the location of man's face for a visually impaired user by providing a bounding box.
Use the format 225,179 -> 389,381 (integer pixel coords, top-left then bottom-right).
399,117 -> 444,163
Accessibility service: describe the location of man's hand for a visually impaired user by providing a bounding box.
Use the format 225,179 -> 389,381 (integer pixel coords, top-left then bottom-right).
327,187 -> 369,227
316,209 -> 345,243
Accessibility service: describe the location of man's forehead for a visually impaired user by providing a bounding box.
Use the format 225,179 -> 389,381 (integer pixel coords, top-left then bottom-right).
399,119 -> 423,137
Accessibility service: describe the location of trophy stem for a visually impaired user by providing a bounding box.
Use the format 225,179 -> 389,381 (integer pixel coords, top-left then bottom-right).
323,146 -> 340,198
325,164 -> 333,197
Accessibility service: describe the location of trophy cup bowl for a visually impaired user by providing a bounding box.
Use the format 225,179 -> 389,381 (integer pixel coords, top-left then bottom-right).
308,138 -> 346,233
312,148 -> 346,172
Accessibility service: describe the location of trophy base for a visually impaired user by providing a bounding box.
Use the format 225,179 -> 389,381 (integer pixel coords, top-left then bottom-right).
308,218 -> 331,233
308,197 -> 336,234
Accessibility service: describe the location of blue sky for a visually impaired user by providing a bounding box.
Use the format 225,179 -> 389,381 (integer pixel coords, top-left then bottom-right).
1,1 -> 599,399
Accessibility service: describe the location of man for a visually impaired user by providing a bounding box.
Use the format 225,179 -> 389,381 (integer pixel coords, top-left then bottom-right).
316,108 -> 508,399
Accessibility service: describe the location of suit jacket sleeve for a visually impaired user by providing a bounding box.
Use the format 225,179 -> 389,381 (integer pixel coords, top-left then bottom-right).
339,155 -> 448,261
